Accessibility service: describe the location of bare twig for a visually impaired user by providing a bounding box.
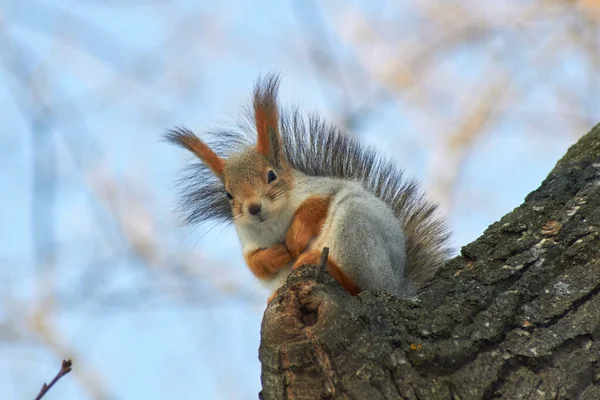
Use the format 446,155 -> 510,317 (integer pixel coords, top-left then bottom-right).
315,247 -> 329,283
34,359 -> 72,400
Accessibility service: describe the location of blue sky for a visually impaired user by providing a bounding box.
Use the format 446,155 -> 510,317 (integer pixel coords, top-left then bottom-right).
0,1 -> 591,399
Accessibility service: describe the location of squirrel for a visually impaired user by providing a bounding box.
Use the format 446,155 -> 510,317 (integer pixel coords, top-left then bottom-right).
165,73 -> 451,302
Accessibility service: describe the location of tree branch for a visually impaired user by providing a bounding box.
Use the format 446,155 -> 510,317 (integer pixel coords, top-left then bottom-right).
34,359 -> 72,400
259,122 -> 600,399
315,247 -> 329,284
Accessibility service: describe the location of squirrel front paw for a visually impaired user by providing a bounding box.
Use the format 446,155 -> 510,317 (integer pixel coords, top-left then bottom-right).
245,244 -> 292,279
285,222 -> 314,258
268,243 -> 293,271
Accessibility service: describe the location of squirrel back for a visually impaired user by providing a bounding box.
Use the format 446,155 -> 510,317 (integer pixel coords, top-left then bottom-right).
166,73 -> 451,291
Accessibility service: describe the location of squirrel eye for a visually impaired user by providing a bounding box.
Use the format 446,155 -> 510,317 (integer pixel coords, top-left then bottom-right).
226,191 -> 233,200
267,170 -> 277,184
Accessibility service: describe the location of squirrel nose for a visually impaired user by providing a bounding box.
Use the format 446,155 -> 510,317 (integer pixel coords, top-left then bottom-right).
247,203 -> 262,216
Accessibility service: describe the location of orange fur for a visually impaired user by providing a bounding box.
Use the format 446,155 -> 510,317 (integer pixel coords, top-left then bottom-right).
244,244 -> 292,280
178,135 -> 225,178
255,105 -> 279,157
293,250 -> 361,296
254,76 -> 280,158
326,259 -> 361,296
285,196 -> 331,258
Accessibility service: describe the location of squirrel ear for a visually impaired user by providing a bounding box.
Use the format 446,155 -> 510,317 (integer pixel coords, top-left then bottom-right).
254,73 -> 283,165
165,128 -> 225,181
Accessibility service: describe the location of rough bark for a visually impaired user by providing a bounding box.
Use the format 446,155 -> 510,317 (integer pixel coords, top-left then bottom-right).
259,123 -> 600,400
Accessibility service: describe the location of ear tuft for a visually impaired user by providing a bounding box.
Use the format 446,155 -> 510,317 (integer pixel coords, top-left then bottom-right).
165,127 -> 225,179
254,73 -> 282,161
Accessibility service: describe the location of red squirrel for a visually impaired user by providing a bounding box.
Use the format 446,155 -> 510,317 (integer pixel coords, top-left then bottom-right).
166,73 -> 451,302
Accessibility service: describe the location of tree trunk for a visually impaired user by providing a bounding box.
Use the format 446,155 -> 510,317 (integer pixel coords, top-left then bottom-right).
258,123 -> 600,400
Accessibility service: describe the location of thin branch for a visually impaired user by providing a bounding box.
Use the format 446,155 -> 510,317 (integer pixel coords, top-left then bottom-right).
315,247 -> 329,283
34,359 -> 72,400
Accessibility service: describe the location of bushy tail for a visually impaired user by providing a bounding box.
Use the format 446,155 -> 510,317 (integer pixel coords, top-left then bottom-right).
277,100 -> 452,290
392,185 -> 452,289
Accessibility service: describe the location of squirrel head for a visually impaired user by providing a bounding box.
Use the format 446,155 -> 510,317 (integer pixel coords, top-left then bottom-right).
168,74 -> 293,225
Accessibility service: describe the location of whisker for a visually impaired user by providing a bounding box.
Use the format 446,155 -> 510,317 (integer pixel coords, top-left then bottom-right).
265,187 -> 290,202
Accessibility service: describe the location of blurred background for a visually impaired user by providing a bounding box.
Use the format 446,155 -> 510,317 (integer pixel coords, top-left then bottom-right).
0,1 -> 598,399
